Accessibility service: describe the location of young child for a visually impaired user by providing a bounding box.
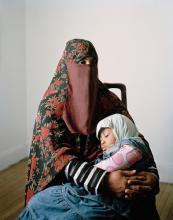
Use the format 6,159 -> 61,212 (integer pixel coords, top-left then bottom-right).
94,113 -> 152,173
89,113 -> 158,219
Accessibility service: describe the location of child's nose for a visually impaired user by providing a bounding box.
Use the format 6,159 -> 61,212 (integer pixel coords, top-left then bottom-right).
101,139 -> 105,145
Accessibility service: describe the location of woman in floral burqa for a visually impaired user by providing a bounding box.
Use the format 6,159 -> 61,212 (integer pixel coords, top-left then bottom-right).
20,39 -> 160,220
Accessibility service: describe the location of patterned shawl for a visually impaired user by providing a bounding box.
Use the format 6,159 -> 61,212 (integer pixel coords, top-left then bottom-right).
25,39 -> 130,204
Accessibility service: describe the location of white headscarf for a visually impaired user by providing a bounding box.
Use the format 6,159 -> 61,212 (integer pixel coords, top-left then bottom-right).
96,114 -> 141,143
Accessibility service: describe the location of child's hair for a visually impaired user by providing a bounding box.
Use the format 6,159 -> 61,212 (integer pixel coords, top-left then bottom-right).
98,127 -> 109,139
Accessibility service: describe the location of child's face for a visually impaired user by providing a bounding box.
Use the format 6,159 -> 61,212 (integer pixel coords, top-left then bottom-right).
99,128 -> 116,152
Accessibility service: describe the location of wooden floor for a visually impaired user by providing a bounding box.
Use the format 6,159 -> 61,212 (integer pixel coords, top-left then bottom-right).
0,159 -> 173,220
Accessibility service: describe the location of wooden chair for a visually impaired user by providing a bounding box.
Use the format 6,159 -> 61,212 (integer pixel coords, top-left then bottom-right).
104,83 -> 127,108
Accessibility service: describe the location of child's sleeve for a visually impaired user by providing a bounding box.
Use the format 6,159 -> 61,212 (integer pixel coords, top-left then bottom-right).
94,144 -> 143,172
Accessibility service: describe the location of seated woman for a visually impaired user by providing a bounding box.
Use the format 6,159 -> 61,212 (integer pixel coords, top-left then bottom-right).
20,39 -> 160,220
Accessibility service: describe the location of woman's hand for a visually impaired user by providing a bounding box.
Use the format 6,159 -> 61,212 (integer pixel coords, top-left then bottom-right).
125,171 -> 159,199
105,170 -> 138,198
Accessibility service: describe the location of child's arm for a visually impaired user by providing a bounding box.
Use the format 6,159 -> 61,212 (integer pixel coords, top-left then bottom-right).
94,145 -> 142,172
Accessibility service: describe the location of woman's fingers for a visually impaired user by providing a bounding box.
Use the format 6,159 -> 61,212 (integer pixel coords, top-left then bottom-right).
125,188 -> 135,198
120,169 -> 136,177
124,171 -> 159,199
127,175 -> 146,182
125,185 -> 152,199
125,194 -> 132,200
128,185 -> 152,192
127,179 -> 146,185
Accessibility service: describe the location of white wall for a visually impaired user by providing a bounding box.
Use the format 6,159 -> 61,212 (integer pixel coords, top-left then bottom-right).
1,0 -> 172,183
0,0 -> 27,170
26,0 -> 173,183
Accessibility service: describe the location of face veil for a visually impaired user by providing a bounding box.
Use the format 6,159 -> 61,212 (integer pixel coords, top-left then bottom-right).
62,59 -> 98,135
59,39 -> 100,135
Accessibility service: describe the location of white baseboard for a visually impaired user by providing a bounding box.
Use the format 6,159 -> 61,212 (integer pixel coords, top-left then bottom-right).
0,143 -> 28,171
